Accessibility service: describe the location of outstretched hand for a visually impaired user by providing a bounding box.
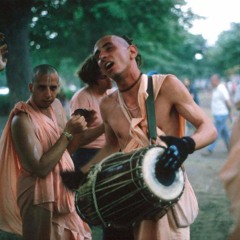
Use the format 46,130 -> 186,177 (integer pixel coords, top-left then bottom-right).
64,115 -> 88,136
158,135 -> 196,172
0,33 -> 7,71
72,108 -> 97,127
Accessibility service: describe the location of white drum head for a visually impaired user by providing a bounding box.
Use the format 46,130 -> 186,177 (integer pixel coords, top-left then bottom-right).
142,146 -> 184,201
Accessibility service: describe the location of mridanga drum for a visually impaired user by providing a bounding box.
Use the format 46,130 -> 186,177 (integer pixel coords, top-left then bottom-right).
75,145 -> 185,228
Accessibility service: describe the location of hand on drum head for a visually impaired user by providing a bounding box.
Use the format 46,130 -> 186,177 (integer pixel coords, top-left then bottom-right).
159,135 -> 195,172
60,170 -> 86,191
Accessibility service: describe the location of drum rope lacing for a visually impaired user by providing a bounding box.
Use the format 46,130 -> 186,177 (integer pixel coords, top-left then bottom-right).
78,150 -> 144,226
76,146 -> 185,226
90,151 -> 143,227
92,147 -> 160,225
90,157 -> 108,227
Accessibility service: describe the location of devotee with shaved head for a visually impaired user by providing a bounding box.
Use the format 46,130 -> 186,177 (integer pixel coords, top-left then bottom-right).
75,35 -> 217,240
0,64 -> 91,240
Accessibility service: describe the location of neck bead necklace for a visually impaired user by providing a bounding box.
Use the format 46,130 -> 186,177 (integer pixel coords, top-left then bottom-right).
119,72 -> 143,93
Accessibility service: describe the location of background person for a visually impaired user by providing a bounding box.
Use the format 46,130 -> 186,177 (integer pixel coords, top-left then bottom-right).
219,80 -> 240,239
69,55 -> 114,171
183,77 -> 200,134
183,78 -> 200,105
229,82 -> 240,149
0,64 -> 91,240
220,78 -> 240,240
202,74 -> 231,156
220,124 -> 240,240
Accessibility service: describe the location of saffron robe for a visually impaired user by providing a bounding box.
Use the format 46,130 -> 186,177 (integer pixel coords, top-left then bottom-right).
119,74 -> 196,240
0,101 -> 91,240
219,118 -> 240,240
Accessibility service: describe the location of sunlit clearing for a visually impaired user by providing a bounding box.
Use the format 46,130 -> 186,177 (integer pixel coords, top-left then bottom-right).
32,17 -> 38,22
49,32 -> 58,39
0,87 -> 9,95
195,53 -> 203,60
41,11 -> 48,16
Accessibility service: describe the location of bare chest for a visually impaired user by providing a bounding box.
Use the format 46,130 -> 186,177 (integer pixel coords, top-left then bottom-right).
106,92 -> 181,149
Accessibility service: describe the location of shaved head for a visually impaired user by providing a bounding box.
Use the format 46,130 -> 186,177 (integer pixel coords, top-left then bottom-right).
32,64 -> 59,84
94,34 -> 142,67
94,35 -> 129,54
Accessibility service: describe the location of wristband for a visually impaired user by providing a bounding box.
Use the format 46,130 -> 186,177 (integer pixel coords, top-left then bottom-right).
62,131 -> 73,142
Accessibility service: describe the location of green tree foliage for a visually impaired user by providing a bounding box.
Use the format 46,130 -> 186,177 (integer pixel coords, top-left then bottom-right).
0,0 -> 34,107
4,0 -> 234,113
29,0 -> 202,84
213,23 -> 240,76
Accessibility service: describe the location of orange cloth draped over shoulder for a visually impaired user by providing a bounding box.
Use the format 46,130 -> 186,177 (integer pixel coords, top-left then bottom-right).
220,135 -> 240,240
0,102 -> 91,239
119,74 -> 185,153
119,74 -> 190,240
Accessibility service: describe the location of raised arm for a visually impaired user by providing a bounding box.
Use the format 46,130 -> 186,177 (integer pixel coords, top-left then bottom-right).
67,124 -> 105,154
161,75 -> 217,149
11,112 -> 87,178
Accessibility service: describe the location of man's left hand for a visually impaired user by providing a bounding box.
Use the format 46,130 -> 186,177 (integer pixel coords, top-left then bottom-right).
159,135 -> 196,172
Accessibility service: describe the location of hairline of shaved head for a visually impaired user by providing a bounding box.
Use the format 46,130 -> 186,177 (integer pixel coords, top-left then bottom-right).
94,34 -> 142,67
32,64 -> 59,84
94,35 -> 130,49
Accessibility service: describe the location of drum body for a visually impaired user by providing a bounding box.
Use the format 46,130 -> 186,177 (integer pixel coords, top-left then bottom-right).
75,145 -> 184,227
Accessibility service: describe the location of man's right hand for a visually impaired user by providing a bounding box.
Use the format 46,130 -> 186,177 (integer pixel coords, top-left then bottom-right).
64,115 -> 87,136
72,108 -> 97,127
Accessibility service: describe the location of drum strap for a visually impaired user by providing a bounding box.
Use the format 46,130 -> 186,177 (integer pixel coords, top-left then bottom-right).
146,75 -> 157,144
146,76 -> 186,172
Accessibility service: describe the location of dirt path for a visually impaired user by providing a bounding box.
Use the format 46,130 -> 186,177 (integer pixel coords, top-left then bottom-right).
186,143 -> 233,240
186,90 -> 234,240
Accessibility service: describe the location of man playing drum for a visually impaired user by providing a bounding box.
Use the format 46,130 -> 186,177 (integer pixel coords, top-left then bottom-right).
80,35 -> 217,240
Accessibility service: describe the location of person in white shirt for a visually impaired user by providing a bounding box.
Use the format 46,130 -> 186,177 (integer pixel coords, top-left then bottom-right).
202,74 -> 231,156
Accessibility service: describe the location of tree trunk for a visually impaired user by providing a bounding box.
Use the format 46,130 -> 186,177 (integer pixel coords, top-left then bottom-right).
0,0 -> 34,109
